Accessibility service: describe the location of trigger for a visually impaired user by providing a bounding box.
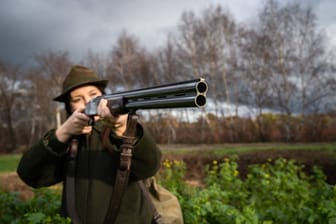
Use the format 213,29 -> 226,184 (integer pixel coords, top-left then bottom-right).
88,117 -> 94,126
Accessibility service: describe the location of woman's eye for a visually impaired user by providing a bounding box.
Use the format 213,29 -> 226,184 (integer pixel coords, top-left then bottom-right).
90,92 -> 98,97
71,98 -> 81,103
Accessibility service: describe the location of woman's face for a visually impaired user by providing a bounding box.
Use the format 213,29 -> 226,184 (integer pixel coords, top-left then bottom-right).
70,85 -> 102,112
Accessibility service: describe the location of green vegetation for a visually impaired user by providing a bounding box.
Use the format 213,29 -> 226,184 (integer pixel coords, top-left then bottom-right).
1,145 -> 336,223
0,154 -> 21,173
2,156 -> 336,223
158,157 -> 336,224
209,143 -> 336,157
1,143 -> 336,172
160,143 -> 336,156
0,188 -> 70,224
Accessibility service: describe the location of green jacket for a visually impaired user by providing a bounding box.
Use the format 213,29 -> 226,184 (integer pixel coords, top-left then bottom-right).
17,121 -> 162,224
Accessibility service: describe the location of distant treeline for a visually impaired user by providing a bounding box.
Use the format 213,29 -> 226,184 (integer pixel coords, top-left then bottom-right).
144,112 -> 336,144
0,0 -> 335,152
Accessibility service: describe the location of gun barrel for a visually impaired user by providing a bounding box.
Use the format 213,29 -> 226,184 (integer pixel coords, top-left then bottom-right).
124,94 -> 206,110
104,78 -> 208,100
85,78 -> 208,116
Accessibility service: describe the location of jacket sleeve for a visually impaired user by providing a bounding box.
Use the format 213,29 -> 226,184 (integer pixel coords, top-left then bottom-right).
129,124 -> 162,180
17,129 -> 68,188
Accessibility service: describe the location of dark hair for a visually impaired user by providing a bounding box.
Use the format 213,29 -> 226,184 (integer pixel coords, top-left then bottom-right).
64,85 -> 106,116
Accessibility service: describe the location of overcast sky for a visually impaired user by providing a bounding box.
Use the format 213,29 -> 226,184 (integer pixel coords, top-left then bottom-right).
1,0 -> 335,67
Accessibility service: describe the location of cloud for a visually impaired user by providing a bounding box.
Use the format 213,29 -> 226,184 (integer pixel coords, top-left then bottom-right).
0,0 -> 82,64
0,0 -> 335,66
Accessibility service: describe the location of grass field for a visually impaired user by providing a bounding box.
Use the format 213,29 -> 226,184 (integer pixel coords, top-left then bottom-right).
0,154 -> 21,173
1,143 -> 335,173
1,143 -> 336,199
159,142 -> 336,155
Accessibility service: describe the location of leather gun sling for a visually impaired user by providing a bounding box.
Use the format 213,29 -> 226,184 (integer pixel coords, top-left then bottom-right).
65,115 -> 160,224
138,180 -> 164,224
64,117 -> 137,224
66,139 -> 81,224
103,115 -> 137,224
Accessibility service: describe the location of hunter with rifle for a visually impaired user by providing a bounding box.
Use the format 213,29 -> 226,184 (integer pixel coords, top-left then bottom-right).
17,65 -> 207,224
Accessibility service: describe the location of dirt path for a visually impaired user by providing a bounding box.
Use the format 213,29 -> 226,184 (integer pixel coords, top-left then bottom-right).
0,172 -> 34,199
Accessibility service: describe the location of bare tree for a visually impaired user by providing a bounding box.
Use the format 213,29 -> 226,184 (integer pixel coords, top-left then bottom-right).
175,6 -> 242,113
257,1 -> 333,114
106,31 -> 154,92
251,0 -> 336,141
240,30 -> 274,114
0,62 -> 25,152
84,50 -> 109,82
154,37 -> 183,83
173,6 -> 243,141
239,23 -> 280,141
27,51 -> 72,139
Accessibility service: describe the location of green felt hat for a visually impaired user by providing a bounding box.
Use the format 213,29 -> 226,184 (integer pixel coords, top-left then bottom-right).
53,65 -> 108,102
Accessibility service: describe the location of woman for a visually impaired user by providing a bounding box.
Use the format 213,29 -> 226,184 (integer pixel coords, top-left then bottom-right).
17,65 -> 162,224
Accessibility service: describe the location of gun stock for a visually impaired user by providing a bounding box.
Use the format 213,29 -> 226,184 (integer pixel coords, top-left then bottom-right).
85,78 -> 208,116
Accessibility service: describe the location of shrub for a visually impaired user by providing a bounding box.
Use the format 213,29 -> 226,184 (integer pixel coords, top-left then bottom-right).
0,188 -> 70,224
159,157 -> 336,224
2,158 -> 336,223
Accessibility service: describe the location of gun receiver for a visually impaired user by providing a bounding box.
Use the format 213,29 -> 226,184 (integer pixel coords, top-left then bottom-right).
85,78 -> 208,116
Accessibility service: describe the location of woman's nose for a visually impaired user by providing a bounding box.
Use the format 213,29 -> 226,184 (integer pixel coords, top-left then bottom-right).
83,96 -> 90,105
84,95 -> 94,105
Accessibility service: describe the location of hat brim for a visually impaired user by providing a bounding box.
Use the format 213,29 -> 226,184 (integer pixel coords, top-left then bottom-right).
53,80 -> 108,102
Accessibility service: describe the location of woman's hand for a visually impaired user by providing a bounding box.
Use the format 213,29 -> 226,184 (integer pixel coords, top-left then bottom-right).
97,99 -> 128,136
55,107 -> 92,142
